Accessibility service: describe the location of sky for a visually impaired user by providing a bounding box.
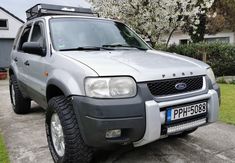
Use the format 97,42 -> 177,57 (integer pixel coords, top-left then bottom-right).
0,0 -> 91,22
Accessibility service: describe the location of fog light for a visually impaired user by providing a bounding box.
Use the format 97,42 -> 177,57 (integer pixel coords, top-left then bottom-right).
105,129 -> 121,138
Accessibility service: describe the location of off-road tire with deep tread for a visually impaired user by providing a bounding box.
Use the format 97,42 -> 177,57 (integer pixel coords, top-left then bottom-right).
10,75 -> 31,114
46,96 -> 93,163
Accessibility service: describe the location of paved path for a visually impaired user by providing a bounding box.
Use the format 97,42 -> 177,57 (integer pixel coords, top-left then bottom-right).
0,79 -> 235,163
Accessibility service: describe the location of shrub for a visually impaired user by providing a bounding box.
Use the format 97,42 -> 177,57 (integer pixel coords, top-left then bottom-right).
155,42 -> 235,76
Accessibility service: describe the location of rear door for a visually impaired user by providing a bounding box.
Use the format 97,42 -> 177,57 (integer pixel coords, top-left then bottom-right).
13,24 -> 32,87
22,20 -> 48,107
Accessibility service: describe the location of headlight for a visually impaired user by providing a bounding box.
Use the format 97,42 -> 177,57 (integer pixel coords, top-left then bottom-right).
85,77 -> 137,98
207,68 -> 216,84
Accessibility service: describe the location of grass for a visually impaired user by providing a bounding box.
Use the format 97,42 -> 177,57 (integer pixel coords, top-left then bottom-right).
219,84 -> 235,125
0,133 -> 9,163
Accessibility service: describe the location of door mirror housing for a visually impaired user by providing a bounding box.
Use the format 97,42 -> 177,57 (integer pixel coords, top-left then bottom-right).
22,42 -> 46,56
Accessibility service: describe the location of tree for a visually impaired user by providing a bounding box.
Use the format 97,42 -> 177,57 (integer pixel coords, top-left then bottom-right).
89,0 -> 214,47
207,0 -> 235,34
187,14 -> 207,43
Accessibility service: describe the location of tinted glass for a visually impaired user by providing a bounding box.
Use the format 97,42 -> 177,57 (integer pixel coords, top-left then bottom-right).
13,26 -> 23,50
50,18 -> 149,50
18,26 -> 31,51
0,19 -> 7,28
31,22 -> 45,47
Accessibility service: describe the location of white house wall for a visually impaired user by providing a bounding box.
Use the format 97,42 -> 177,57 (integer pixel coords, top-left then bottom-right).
0,9 -> 23,39
164,31 -> 235,45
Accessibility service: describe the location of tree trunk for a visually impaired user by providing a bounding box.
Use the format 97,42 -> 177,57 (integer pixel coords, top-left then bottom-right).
166,28 -> 177,47
202,52 -> 207,62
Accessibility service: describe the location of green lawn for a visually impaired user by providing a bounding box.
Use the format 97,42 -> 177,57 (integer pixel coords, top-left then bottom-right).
219,84 -> 235,125
0,133 -> 9,163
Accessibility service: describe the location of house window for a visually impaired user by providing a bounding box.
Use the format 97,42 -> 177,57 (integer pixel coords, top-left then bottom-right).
0,19 -> 8,29
205,37 -> 230,43
180,39 -> 190,44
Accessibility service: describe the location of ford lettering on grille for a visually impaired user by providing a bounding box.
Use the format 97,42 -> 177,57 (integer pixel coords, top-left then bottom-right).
175,83 -> 187,90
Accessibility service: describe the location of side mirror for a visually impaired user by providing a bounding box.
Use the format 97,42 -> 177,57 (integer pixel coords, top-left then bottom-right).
22,42 -> 46,56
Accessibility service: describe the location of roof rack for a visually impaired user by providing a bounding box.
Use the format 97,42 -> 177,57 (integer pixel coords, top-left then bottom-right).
26,4 -> 97,21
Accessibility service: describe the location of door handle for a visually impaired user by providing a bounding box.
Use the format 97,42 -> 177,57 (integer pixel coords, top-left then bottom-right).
24,60 -> 30,66
14,57 -> 18,62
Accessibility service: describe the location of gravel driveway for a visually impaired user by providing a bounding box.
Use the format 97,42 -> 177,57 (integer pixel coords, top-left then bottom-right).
0,79 -> 235,163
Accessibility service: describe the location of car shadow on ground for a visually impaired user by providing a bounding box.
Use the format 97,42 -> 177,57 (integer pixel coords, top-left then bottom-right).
90,135 -> 192,163
29,106 -> 45,114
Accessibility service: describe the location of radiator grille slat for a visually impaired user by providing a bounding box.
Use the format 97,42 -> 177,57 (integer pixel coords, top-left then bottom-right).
147,76 -> 204,96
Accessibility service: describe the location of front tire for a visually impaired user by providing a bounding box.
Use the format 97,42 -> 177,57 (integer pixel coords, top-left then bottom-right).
46,96 -> 93,163
9,75 -> 31,114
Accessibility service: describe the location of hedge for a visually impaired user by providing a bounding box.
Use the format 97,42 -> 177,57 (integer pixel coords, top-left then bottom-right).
155,43 -> 235,76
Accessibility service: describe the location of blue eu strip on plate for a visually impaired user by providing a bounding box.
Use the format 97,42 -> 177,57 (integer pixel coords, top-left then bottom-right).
167,108 -> 172,122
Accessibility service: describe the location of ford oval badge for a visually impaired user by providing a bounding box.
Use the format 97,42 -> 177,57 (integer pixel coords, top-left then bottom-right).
175,83 -> 187,90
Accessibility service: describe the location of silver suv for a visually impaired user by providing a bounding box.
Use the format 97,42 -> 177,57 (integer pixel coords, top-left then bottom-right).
9,4 -> 220,163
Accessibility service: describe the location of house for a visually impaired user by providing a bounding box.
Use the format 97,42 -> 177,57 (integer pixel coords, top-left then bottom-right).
0,7 -> 24,68
160,27 -> 235,45
165,30 -> 235,45
162,30 -> 235,45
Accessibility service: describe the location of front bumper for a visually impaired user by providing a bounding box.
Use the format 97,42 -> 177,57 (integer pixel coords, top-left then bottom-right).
134,89 -> 219,147
71,84 -> 220,148
71,91 -> 146,148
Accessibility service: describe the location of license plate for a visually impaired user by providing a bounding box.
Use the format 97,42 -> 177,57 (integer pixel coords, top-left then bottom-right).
166,102 -> 207,122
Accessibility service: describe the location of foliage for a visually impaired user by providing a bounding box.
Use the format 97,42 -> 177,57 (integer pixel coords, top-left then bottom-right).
154,43 -> 168,51
89,0 -> 214,47
0,134 -> 9,163
207,0 -> 235,34
158,42 -> 235,76
219,84 -> 235,125
188,14 -> 207,43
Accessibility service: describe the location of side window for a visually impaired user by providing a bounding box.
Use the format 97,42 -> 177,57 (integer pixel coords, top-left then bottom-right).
13,26 -> 23,50
18,25 -> 32,51
30,22 -> 46,47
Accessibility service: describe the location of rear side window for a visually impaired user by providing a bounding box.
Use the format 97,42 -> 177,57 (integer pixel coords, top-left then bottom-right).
13,26 -> 23,50
18,25 -> 32,51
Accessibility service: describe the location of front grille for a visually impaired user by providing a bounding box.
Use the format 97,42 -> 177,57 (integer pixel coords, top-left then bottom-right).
147,76 -> 204,97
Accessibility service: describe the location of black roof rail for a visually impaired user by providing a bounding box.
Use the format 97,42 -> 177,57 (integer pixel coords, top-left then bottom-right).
26,3 -> 97,21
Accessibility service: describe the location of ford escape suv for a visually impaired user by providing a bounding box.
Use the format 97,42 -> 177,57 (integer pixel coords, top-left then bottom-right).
9,4 -> 220,163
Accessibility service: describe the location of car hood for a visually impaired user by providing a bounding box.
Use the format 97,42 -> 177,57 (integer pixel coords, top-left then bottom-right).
59,50 -> 209,82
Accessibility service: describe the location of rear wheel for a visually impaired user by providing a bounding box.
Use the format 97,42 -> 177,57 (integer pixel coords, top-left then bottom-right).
46,96 -> 93,163
9,75 -> 31,114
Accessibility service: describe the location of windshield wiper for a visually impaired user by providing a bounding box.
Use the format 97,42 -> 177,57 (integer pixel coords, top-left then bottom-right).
102,44 -> 147,50
59,46 -> 103,51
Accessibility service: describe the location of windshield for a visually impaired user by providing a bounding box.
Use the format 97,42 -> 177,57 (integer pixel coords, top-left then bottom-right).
49,18 -> 150,51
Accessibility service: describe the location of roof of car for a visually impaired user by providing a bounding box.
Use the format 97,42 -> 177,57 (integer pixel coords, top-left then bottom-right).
50,15 -> 116,21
